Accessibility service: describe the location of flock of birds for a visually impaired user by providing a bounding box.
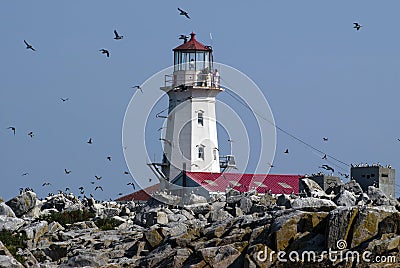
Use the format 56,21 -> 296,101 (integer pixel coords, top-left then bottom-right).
5,5 -> 375,200
6,7 -> 198,201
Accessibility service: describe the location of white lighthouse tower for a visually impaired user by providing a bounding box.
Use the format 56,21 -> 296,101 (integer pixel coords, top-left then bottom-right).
159,33 -> 222,183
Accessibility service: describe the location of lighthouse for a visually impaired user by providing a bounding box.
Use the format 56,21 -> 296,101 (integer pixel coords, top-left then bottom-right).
159,33 -> 222,183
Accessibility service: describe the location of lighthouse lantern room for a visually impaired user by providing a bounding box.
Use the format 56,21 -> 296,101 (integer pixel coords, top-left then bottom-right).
158,33 -> 223,184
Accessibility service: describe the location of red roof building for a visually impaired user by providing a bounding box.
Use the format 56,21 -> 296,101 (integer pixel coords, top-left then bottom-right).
115,183 -> 160,202
178,172 -> 303,194
173,32 -> 211,51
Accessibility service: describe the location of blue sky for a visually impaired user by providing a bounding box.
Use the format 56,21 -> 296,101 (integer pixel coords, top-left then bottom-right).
1,1 -> 400,200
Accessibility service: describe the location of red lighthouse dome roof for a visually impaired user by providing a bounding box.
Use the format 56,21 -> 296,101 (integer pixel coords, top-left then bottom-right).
173,32 -> 211,51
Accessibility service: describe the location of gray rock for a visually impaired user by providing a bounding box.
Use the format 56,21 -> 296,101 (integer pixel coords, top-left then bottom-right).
290,197 -> 337,212
0,203 -> 16,217
6,191 -> 37,217
0,216 -> 25,231
199,242 -> 247,267
333,190 -> 357,207
0,255 -> 24,268
367,186 -> 397,206
21,221 -> 48,247
326,207 -> 358,249
187,193 -> 207,205
184,203 -> 211,215
64,252 -> 107,267
340,180 -> 363,195
146,211 -> 168,226
151,192 -> 181,206
276,194 -> 291,208
239,197 -> 253,214
210,209 -> 233,222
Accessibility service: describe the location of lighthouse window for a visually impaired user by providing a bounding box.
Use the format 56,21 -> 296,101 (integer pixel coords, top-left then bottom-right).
213,149 -> 217,160
198,113 -> 204,126
198,146 -> 204,160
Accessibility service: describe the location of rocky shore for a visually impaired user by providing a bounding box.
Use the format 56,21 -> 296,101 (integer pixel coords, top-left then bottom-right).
0,179 -> 399,267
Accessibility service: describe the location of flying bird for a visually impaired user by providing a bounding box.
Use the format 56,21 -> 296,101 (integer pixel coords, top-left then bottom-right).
95,175 -> 102,180
65,187 -> 70,192
124,171 -> 130,175
107,156 -> 112,161
7,127 -> 16,135
60,98 -> 69,102
99,49 -> 110,57
322,154 -> 327,160
267,162 -> 275,168
113,30 -> 123,40
353,22 -> 362,31
320,164 -> 335,173
95,186 -> 103,191
42,182 -> 51,186
90,181 -> 95,184
149,178 -> 152,182
323,137 -> 328,142
178,8 -> 190,19
22,172 -> 29,176
159,138 -> 172,145
397,138 -> 400,142
118,193 -> 123,196
179,35 -> 189,42
28,131 -> 34,138
132,85 -> 142,93
127,182 -> 136,190
24,40 -> 36,51
64,169 -> 71,174
78,186 -> 84,191
87,138 -> 93,144
284,149 -> 289,154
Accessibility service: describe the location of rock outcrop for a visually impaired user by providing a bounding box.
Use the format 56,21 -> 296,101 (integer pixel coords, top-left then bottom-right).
0,185 -> 398,267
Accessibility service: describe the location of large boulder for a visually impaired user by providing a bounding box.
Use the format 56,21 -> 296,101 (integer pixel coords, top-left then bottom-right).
146,211 -> 169,226
63,252 -> 108,267
326,207 -> 358,249
20,221 -> 48,247
0,216 -> 25,231
199,242 -> 248,268
367,186 -> 397,206
0,255 -> 24,268
0,203 -> 16,217
290,197 -> 337,212
6,191 -> 37,217
187,193 -> 207,205
333,190 -> 357,207
270,210 -> 328,251
339,180 -> 363,195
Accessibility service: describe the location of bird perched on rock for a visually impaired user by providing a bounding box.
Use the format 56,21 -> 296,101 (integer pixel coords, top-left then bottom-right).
24,40 -> 36,51
353,22 -> 362,31
113,30 -> 123,40
99,49 -> 110,57
178,8 -> 190,19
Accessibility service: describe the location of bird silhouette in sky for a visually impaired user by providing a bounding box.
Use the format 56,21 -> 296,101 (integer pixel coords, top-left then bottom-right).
28,131 -> 34,138
7,127 -> 16,135
320,164 -> 335,173
179,35 -> 189,42
42,182 -> 51,186
353,22 -> 362,31
178,8 -> 190,19
95,186 -> 103,191
60,98 -> 69,102
107,156 -> 112,161
24,40 -> 36,51
113,30 -> 123,40
99,49 -> 110,57
127,182 -> 136,190
22,172 -> 29,176
124,171 -> 130,175
87,138 -> 93,144
64,169 -> 71,174
149,178 -> 152,182
65,187 -> 70,192
132,85 -> 142,93
267,162 -> 275,168
322,154 -> 327,160
118,193 -> 123,196
95,175 -> 102,180
323,137 -> 328,142
284,149 -> 289,154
